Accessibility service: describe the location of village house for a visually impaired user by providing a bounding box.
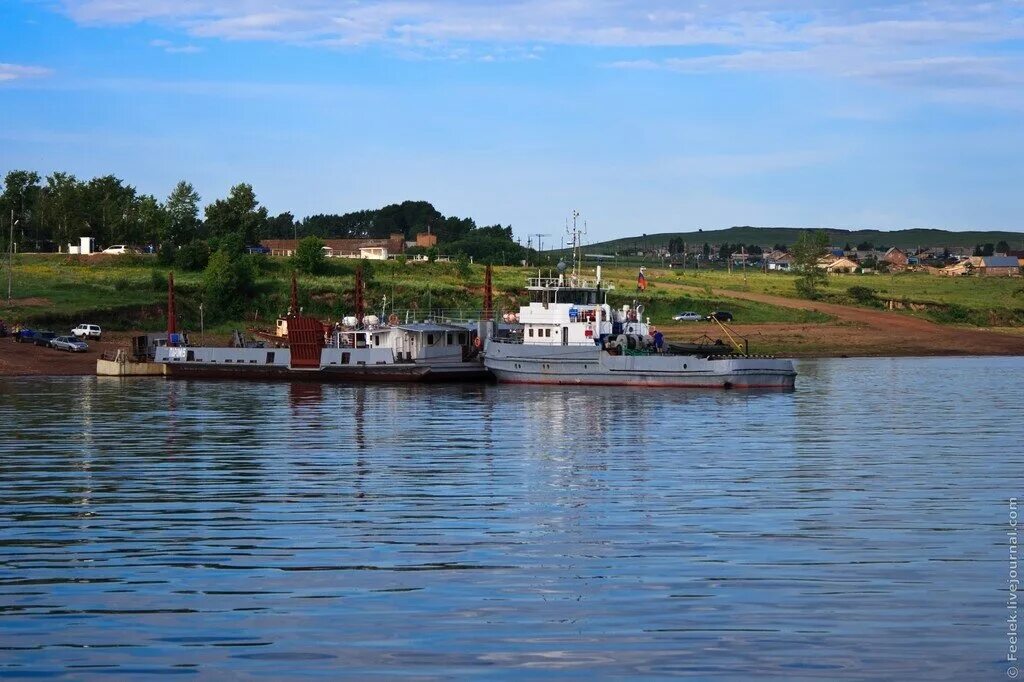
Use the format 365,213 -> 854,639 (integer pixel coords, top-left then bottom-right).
976,255 -> 1021,277
817,256 -> 859,274
261,234 -> 406,259
765,251 -> 793,271
882,247 -> 909,269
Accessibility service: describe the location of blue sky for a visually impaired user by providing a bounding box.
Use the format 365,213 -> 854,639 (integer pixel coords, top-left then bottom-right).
1,0 -> 1023,242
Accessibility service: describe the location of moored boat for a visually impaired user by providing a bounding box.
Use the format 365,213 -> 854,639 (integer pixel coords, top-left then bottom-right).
483,217 -> 796,389
153,272 -> 489,383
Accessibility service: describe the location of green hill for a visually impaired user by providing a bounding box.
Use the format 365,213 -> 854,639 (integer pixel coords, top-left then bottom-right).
560,227 -> 1024,253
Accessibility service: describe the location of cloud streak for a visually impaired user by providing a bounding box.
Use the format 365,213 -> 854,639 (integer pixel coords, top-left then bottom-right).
0,63 -> 53,82
49,1 -> 1024,101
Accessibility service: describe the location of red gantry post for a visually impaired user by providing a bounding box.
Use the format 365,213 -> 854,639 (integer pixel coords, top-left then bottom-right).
290,271 -> 299,316
354,265 -> 365,324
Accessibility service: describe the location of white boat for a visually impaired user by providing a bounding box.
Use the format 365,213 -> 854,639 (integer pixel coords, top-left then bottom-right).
483,218 -> 796,389
154,320 -> 488,383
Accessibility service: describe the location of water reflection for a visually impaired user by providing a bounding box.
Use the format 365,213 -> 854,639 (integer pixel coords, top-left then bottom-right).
1,358 -> 1022,679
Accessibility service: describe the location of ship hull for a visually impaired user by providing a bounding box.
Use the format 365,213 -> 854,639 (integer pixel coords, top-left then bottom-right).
161,363 -> 490,383
484,342 -> 796,389
154,346 -> 490,383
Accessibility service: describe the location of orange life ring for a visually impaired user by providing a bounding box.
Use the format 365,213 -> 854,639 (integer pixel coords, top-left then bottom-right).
388,313 -> 399,325
473,336 -> 483,349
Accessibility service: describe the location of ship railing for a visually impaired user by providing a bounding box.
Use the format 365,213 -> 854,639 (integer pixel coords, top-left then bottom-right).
526,277 -> 597,289
382,309 -> 494,325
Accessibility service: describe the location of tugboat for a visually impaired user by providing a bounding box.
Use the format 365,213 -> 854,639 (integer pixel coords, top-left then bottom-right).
483,216 -> 796,389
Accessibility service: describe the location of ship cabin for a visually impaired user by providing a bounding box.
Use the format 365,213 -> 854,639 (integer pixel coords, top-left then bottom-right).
521,276 -> 613,346
334,328 -> 389,350
390,323 -> 472,364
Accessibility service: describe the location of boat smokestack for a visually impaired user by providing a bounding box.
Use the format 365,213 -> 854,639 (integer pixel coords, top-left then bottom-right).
289,271 -> 299,316
167,272 -> 177,337
354,264 -> 365,324
484,264 -> 493,321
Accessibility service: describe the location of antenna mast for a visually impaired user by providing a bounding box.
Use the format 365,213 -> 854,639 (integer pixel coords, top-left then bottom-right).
566,210 -> 586,281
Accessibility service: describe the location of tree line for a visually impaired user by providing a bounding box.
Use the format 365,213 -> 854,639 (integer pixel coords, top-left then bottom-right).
0,170 -> 527,263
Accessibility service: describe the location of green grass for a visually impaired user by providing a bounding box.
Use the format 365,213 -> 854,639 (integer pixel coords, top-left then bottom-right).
632,267 -> 1024,326
1,254 -> 837,331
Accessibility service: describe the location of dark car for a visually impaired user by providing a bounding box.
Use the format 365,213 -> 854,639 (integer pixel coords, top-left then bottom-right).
33,331 -> 57,347
709,311 -> 734,322
14,328 -> 35,343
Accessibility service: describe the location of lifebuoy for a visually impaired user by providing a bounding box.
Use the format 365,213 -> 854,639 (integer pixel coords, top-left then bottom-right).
388,313 -> 399,325
473,336 -> 483,349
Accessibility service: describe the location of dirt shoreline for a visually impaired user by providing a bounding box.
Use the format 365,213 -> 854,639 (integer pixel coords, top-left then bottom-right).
1,317 -> 1023,378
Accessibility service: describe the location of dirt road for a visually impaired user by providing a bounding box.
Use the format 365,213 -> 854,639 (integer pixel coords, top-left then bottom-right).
662,284 -> 1024,357
0,336 -> 124,376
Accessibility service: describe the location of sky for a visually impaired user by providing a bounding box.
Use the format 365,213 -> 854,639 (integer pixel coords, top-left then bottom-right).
1,1 -> 1023,243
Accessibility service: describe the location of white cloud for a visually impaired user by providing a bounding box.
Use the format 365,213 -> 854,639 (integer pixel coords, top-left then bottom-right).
52,1 -> 1024,101
0,63 -> 53,82
149,38 -> 204,53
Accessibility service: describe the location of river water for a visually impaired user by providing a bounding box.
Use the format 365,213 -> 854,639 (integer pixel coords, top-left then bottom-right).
1,357 -> 1022,679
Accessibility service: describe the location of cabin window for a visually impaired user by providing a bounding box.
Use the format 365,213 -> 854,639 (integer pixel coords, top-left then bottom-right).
458,333 -> 466,345
374,335 -> 380,346
186,350 -> 195,362
528,328 -> 534,338
427,334 -> 435,345
341,352 -> 351,365
545,328 -> 552,338
446,332 -> 453,345
266,352 -> 275,364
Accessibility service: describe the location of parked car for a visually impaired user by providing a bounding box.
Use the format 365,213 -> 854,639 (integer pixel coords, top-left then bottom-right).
672,312 -> 703,322
72,324 -> 102,340
50,336 -> 89,352
709,311 -> 734,322
102,244 -> 129,254
14,328 -> 36,343
32,331 -> 57,347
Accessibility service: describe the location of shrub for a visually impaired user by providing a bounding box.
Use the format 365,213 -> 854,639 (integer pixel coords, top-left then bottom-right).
176,240 -> 210,271
846,285 -> 877,306
203,249 -> 254,318
157,242 -> 176,266
291,236 -> 325,275
151,271 -> 168,292
456,252 -> 472,278
113,277 -> 132,291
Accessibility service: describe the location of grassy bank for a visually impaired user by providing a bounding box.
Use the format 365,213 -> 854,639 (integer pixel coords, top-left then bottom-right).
631,267 -> 1024,327
2,254 -> 830,332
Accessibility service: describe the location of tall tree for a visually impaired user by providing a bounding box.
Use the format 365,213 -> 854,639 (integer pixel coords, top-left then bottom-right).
82,175 -> 136,246
792,229 -> 830,299
1,170 -> 42,247
135,194 -> 167,246
164,181 -> 201,245
203,183 -> 268,245
40,172 -> 84,249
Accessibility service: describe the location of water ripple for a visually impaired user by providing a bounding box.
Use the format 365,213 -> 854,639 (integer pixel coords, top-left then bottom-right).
1,357 -> 1022,678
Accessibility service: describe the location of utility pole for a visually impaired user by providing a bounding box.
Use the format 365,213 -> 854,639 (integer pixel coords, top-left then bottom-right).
8,211 -> 17,302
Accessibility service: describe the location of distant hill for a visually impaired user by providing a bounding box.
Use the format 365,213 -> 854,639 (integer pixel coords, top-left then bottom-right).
558,227 -> 1024,253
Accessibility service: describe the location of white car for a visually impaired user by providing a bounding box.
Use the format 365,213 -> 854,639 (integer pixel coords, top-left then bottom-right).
673,312 -> 704,322
72,323 -> 102,340
102,245 -> 129,254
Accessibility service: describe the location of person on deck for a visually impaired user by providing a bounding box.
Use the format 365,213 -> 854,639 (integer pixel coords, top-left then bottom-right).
653,329 -> 665,353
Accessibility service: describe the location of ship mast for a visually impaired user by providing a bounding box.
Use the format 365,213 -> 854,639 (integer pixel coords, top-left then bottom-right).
566,210 -> 587,284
